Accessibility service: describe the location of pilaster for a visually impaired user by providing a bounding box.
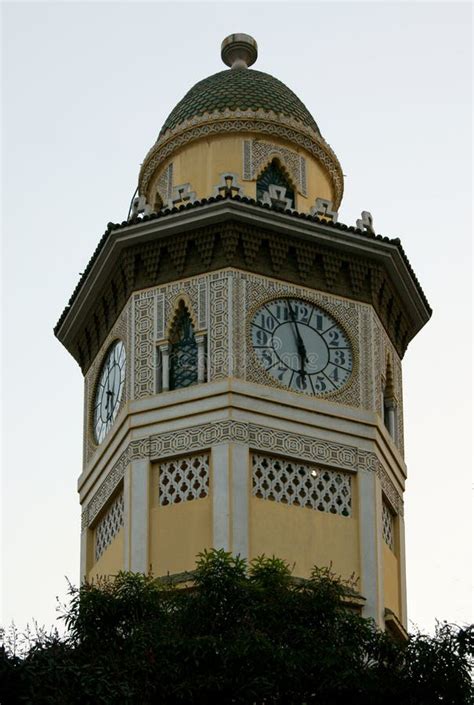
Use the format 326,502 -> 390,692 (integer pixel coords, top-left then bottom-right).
358,469 -> 384,627
128,459 -> 151,573
212,443 -> 231,550
230,443 -> 250,558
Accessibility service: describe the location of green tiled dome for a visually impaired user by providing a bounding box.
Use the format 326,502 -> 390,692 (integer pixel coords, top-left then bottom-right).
159,68 -> 321,137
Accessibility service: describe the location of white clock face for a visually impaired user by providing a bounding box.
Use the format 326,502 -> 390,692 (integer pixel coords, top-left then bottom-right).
93,340 -> 126,444
251,298 -> 353,395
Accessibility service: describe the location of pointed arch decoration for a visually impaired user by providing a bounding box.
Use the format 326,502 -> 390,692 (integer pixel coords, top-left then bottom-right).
256,158 -> 295,208
168,300 -> 199,390
382,357 -> 397,440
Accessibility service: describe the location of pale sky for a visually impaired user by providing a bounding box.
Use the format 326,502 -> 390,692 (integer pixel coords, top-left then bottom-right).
1,1 -> 472,635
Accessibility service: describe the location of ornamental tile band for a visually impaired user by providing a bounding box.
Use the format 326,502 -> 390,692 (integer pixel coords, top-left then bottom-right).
139,112 -> 343,205
82,420 -> 404,530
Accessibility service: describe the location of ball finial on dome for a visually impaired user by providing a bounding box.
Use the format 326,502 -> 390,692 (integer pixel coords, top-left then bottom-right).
221,33 -> 258,69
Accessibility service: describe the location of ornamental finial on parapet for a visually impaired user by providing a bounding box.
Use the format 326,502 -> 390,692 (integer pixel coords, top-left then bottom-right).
221,34 -> 258,69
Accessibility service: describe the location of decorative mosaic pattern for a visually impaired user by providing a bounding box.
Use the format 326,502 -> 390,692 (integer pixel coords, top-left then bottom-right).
139,113 -> 343,206
244,139 -> 307,196
133,289 -> 156,399
158,454 -> 209,506
155,292 -> 165,340
155,162 -> 173,206
164,280 -> 200,327
252,454 -> 351,516
94,492 -> 124,561
360,308 -> 375,410
129,279 -> 204,399
82,419 -> 404,530
243,139 -> 252,180
197,280 -> 208,330
209,273 -> 230,379
84,305 -> 130,465
382,501 -> 395,551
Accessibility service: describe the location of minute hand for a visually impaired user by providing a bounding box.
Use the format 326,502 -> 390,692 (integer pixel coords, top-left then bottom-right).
288,304 -> 308,370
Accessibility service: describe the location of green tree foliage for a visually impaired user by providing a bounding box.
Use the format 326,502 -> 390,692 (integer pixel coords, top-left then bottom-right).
1,550 -> 472,704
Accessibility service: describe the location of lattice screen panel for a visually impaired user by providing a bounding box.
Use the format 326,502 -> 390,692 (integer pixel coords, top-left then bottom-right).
95,492 -> 124,562
159,454 -> 209,506
252,454 -> 351,517
382,501 -> 395,550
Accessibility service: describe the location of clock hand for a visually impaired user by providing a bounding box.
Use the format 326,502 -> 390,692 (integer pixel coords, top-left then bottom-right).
288,303 -> 308,374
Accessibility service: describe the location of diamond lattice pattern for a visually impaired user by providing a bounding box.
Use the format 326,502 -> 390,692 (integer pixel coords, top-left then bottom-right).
382,501 -> 395,550
252,454 -> 351,517
95,492 -> 124,562
159,454 -> 209,506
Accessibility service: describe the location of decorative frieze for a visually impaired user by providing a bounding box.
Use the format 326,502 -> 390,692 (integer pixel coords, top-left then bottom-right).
140,111 -> 341,203
81,420 -> 404,530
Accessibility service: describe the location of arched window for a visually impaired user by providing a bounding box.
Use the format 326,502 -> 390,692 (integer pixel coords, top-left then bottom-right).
382,360 -> 397,440
169,302 -> 198,390
256,159 -> 295,208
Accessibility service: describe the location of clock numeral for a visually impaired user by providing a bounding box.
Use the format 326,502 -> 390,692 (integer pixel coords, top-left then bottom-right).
274,304 -> 290,322
326,329 -> 341,347
259,312 -> 277,331
332,349 -> 346,366
260,349 -> 274,368
294,373 -> 308,391
291,301 -> 311,324
313,375 -> 327,392
315,314 -> 325,331
253,328 -> 270,346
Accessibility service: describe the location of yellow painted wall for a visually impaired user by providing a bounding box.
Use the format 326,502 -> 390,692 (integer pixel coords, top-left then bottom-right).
250,497 -> 359,580
147,133 -> 335,213
383,542 -> 400,617
150,497 -> 212,576
88,528 -> 124,581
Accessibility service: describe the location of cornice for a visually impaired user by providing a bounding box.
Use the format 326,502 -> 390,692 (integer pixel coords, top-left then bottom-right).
138,109 -> 344,206
55,198 -> 431,371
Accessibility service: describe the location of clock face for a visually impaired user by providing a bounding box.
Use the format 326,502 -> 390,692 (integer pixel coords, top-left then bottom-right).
251,298 -> 353,395
93,340 -> 126,444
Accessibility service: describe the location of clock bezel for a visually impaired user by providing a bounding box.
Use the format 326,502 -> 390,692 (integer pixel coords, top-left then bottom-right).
247,294 -> 357,398
92,338 -> 127,445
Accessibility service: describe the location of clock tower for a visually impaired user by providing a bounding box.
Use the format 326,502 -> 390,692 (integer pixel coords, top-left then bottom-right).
55,34 -> 431,635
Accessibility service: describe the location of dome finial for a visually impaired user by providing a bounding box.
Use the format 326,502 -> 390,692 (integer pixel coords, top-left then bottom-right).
221,34 -> 258,69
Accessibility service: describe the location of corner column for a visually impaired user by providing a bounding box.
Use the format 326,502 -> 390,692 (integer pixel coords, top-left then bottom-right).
123,459 -> 151,573
358,469 -> 384,627
397,513 -> 408,628
211,444 -> 230,550
231,443 -> 249,559
211,442 -> 250,557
